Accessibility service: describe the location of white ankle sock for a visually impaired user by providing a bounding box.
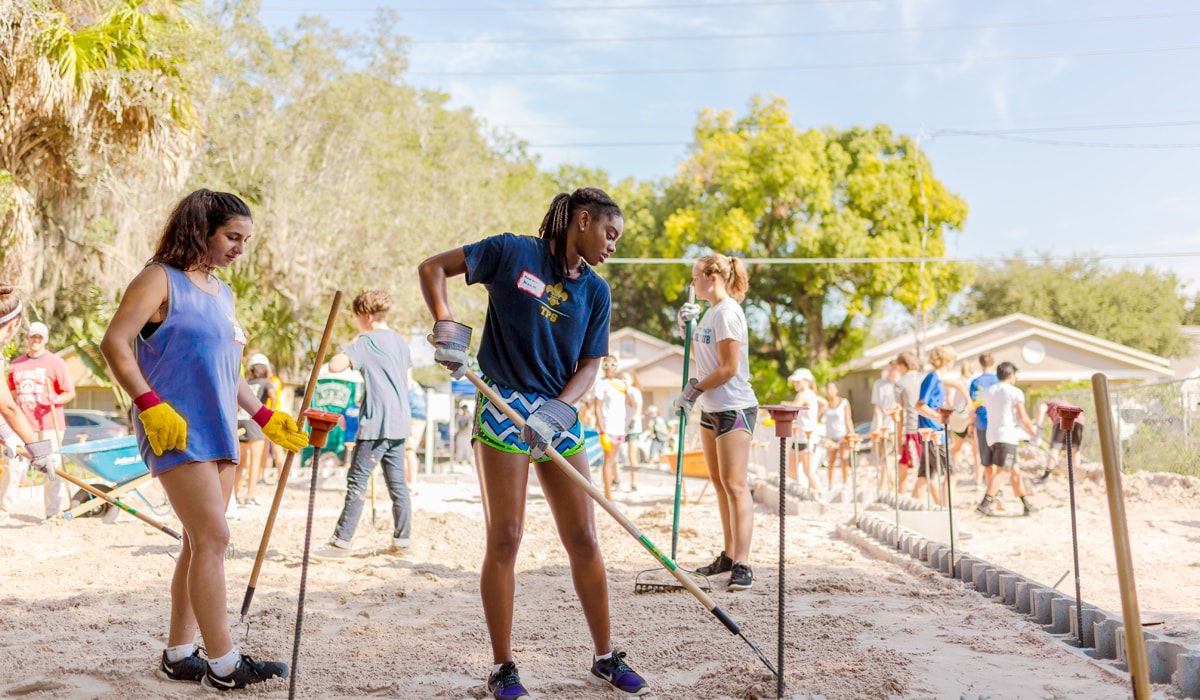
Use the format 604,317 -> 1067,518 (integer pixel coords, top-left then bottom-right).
165,643 -> 194,663
208,647 -> 240,677
595,651 -> 613,661
492,663 -> 506,674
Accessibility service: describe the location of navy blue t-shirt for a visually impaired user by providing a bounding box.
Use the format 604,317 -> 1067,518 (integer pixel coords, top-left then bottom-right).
917,371 -> 945,431
969,372 -> 999,430
463,233 -> 611,397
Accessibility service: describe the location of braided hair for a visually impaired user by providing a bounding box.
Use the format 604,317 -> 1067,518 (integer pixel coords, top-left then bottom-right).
538,187 -> 621,279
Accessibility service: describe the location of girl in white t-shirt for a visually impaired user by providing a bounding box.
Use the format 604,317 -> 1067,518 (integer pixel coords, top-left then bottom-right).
593,356 -> 628,498
673,253 -> 759,591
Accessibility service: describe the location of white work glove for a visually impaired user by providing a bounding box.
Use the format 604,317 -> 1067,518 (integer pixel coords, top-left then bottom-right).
25,439 -> 53,474
521,399 -> 576,460
0,423 -> 23,459
676,303 -> 701,337
672,378 -> 704,416
429,320 -> 472,379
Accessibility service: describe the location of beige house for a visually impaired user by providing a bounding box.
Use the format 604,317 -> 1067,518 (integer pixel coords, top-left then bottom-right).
837,313 -> 1175,423
57,346 -> 119,411
606,327 -> 686,417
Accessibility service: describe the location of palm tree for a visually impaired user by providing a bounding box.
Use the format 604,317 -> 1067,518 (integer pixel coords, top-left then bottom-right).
0,0 -> 195,289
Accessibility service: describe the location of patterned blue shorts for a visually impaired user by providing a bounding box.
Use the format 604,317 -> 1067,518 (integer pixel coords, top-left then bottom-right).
473,378 -> 584,461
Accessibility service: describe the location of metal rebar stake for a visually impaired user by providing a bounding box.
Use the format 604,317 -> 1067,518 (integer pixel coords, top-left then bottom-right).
1050,402 -> 1086,644
762,404 -> 799,700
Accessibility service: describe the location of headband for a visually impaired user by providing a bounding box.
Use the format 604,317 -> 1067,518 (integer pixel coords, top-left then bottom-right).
0,299 -> 23,325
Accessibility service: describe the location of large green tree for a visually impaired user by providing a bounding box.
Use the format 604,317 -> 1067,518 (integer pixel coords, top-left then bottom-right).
0,0 -> 195,296
609,95 -> 970,400
956,256 -> 1191,357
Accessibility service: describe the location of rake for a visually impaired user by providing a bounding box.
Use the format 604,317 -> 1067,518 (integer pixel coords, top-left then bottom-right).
635,287 -> 712,594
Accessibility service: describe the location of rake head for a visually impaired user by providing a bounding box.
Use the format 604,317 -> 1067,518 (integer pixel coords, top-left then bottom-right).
633,567 -> 713,594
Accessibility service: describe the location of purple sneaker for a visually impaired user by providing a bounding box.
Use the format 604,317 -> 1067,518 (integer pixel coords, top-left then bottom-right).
589,651 -> 650,696
487,661 -> 530,700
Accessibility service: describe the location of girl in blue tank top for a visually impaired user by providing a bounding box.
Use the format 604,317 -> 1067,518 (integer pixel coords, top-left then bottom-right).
101,189 -> 307,691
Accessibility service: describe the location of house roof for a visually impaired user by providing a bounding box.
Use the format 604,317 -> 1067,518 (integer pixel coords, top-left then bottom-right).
839,313 -> 1173,380
1170,326 -> 1200,379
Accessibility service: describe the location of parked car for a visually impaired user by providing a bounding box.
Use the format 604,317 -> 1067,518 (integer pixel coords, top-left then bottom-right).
63,409 -> 130,444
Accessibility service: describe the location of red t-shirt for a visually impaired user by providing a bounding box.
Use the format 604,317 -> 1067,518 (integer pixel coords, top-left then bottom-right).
7,352 -> 74,432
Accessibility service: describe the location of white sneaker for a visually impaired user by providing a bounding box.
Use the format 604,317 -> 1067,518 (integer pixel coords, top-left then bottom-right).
312,544 -> 350,560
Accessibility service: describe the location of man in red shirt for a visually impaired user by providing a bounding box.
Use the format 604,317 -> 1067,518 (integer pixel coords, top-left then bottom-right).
6,321 -> 75,518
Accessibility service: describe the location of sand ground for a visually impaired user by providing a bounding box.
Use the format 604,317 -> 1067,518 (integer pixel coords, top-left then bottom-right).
0,451 -> 1188,699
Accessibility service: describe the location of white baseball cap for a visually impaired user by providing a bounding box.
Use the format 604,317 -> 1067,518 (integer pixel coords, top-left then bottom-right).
27,322 -> 48,338
248,353 -> 271,368
788,368 -> 814,383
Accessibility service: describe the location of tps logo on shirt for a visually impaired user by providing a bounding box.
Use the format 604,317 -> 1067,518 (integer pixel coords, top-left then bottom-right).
696,328 -> 714,345
537,282 -> 571,323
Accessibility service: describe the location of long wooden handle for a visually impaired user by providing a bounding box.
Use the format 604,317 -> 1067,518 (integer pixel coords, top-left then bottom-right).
56,468 -> 181,539
464,370 -> 724,615
241,291 -> 343,619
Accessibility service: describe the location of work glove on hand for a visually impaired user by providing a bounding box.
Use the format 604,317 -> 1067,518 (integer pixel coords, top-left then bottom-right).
135,392 -> 188,457
429,320 -> 472,379
252,407 -> 308,453
672,378 -> 705,417
25,439 -> 53,474
521,399 -> 576,460
0,423 -> 23,459
676,302 -> 701,338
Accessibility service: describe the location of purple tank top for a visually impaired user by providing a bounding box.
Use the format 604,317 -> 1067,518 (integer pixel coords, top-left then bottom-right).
134,265 -> 246,474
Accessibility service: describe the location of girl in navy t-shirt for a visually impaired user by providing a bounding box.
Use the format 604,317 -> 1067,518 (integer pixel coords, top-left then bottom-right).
419,188 -> 651,699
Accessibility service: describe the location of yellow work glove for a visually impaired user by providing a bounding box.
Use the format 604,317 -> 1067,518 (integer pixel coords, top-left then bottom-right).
252,407 -> 308,452
134,394 -> 188,457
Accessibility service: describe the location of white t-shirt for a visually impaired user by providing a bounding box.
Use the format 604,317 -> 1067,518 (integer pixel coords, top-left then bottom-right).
985,382 -> 1028,445
870,377 -> 896,429
593,377 -> 628,436
691,297 -> 757,413
625,385 -> 643,434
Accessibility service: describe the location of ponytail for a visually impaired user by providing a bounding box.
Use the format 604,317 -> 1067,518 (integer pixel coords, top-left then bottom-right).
538,187 -> 622,279
696,253 -> 751,302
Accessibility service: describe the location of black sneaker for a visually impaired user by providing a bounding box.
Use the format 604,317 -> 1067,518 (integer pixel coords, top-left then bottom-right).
589,651 -> 650,696
728,562 -> 754,591
695,550 -> 733,576
1022,498 -> 1038,516
201,653 -> 288,692
487,661 -> 530,700
976,498 -> 996,517
157,649 -> 207,683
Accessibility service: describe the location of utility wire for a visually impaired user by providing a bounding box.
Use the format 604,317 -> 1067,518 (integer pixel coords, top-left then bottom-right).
406,11 -> 1200,45
518,121 -> 1200,149
604,251 -> 1200,265
407,43 -> 1200,76
264,0 -> 906,14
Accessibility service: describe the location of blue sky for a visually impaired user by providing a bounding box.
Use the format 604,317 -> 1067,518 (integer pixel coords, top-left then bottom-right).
259,0 -> 1200,290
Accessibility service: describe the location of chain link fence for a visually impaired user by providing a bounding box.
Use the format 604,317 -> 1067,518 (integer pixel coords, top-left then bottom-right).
1037,376 -> 1200,477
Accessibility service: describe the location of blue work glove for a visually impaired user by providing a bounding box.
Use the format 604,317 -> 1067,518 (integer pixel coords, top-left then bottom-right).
25,439 -> 53,474
672,378 -> 704,416
429,320 -> 472,379
521,399 -> 576,460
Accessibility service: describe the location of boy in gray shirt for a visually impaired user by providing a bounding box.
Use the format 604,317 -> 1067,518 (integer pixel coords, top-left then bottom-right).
317,290 -> 413,557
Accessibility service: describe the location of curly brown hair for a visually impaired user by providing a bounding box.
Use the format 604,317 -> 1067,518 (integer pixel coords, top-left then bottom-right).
352,289 -> 393,318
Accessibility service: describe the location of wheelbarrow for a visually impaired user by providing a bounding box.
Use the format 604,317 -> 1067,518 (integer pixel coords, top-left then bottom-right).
57,436 -> 171,520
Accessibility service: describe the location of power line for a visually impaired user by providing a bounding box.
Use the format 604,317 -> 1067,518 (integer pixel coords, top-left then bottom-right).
263,0 -> 900,14
500,118 -> 1200,133
407,44 -> 1200,76
406,11 -> 1200,45
605,251 -> 1200,265
517,120 -> 1200,149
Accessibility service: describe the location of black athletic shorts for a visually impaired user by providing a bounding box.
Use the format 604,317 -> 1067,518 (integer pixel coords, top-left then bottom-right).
699,406 -> 758,439
976,428 -> 993,468
989,442 -> 1019,470
1050,423 -> 1084,451
917,440 -> 950,478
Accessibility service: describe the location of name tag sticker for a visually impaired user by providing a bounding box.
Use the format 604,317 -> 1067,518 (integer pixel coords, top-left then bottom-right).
517,270 -> 546,298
